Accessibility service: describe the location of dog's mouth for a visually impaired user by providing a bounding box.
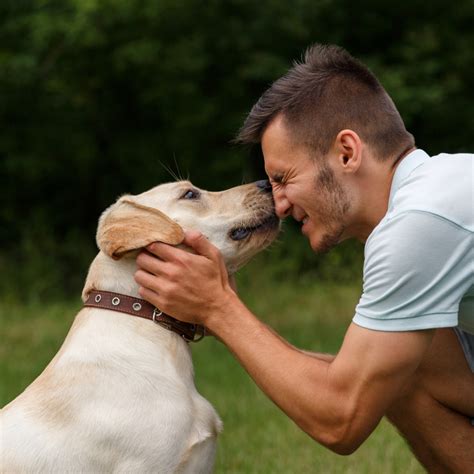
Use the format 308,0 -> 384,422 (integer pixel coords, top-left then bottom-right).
229,213 -> 280,241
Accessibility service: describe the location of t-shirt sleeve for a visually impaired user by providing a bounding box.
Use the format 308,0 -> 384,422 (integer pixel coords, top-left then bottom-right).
353,211 -> 473,332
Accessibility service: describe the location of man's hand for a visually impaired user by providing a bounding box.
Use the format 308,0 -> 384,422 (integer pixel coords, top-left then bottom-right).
134,231 -> 237,325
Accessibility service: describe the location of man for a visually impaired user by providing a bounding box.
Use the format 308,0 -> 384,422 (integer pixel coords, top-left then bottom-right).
135,44 -> 474,472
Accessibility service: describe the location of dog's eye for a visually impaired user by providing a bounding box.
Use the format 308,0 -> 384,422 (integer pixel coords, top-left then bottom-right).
230,227 -> 251,241
181,189 -> 200,200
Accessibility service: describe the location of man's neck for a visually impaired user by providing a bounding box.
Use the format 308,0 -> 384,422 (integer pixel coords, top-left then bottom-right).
349,146 -> 417,242
391,146 -> 417,171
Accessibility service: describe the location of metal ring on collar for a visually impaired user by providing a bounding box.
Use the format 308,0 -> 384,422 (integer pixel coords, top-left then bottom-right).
152,308 -> 163,322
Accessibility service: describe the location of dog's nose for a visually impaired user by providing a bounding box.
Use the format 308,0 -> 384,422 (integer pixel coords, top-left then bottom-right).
256,180 -> 272,193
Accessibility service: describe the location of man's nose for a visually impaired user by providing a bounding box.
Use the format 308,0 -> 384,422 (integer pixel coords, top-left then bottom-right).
255,179 -> 291,218
274,198 -> 291,218
272,189 -> 291,218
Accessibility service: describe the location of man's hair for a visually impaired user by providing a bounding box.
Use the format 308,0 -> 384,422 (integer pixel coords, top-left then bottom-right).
235,44 -> 414,161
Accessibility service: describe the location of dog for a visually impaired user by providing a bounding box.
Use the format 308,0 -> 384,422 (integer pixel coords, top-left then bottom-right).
1,180 -> 279,473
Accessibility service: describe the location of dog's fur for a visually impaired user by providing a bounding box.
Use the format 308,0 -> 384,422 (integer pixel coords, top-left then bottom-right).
1,180 -> 279,473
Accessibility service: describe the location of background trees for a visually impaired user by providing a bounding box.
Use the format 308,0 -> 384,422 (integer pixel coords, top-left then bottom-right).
1,0 -> 473,298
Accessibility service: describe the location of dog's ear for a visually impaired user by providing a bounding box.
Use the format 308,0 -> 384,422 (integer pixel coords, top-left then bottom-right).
97,197 -> 184,260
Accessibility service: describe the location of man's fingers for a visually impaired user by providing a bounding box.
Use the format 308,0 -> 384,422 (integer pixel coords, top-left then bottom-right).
183,231 -> 221,261
135,273 -> 176,315
184,231 -> 229,283
145,232 -> 223,265
146,241 -> 188,262
135,269 -> 163,291
137,285 -> 161,310
136,251 -> 171,275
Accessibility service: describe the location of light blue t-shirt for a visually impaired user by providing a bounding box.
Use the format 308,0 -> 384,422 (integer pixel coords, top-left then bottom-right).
353,150 -> 474,334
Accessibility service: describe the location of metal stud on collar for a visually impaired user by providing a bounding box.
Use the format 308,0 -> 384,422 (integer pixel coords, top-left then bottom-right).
132,302 -> 142,311
112,297 -> 120,306
94,294 -> 102,303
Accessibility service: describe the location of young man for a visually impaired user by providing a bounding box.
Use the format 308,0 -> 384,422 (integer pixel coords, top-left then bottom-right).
135,44 -> 474,472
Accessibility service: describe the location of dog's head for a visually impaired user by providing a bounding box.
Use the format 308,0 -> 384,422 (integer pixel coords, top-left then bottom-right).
97,180 -> 280,273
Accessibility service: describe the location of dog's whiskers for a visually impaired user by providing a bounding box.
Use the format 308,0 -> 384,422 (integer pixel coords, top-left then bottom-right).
159,160 -> 181,182
172,154 -> 187,181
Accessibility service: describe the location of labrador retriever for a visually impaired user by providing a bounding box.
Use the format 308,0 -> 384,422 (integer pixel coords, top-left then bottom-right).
1,180 -> 279,473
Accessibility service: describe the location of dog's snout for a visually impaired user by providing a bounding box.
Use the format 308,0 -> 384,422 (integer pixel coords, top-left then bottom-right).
256,180 -> 272,193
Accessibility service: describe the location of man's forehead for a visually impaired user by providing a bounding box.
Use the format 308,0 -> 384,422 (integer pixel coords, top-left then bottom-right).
261,115 -> 309,178
263,155 -> 285,179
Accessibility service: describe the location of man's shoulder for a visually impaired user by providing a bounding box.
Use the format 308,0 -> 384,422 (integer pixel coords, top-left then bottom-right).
431,151 -> 473,160
427,151 -> 473,177
389,151 -> 473,232
357,210 -> 473,332
356,151 -> 473,333
366,210 -> 471,259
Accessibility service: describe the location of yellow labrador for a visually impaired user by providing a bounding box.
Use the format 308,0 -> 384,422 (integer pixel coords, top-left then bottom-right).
1,180 -> 279,473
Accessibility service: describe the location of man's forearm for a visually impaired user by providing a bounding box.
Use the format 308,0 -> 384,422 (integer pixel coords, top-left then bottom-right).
207,292 -> 347,448
257,321 -> 336,363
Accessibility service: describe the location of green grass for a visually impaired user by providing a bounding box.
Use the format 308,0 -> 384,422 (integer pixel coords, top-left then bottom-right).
0,264 -> 423,473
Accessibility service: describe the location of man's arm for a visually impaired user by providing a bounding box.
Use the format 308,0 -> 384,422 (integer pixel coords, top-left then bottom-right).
206,297 -> 433,453
135,232 -> 434,454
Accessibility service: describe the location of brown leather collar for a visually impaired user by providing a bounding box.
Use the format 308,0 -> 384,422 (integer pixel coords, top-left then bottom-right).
84,290 -> 205,343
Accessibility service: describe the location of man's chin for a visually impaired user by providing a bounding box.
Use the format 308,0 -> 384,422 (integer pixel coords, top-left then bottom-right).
310,241 -> 336,254
308,229 -> 343,254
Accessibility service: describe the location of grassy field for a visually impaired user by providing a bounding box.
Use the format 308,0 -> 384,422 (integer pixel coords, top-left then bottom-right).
0,262 -> 423,473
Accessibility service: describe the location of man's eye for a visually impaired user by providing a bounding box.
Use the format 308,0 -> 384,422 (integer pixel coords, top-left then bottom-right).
181,189 -> 200,200
271,174 -> 285,185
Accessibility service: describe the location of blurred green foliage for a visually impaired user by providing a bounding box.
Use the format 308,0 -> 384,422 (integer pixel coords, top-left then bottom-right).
1,0 -> 473,299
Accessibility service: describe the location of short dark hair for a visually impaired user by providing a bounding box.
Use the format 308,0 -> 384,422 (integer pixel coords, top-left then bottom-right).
235,44 -> 414,161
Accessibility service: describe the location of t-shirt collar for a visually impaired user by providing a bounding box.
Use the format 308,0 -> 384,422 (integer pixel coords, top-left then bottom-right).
389,149 -> 430,207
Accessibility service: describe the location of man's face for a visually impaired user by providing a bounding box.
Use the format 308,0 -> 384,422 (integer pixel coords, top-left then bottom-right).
262,116 -> 351,253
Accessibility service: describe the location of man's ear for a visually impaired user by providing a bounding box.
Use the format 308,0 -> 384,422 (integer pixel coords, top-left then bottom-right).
334,129 -> 362,173
96,196 -> 184,260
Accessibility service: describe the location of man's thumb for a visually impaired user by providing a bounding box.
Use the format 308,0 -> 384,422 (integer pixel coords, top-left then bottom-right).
183,231 -> 216,259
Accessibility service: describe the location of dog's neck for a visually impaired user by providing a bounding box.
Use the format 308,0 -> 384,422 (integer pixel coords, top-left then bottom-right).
73,251 -> 194,378
79,250 -> 203,346
82,251 -> 142,302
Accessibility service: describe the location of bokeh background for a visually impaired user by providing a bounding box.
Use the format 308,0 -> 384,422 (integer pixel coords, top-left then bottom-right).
1,1 -> 473,472
2,0 -> 474,298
